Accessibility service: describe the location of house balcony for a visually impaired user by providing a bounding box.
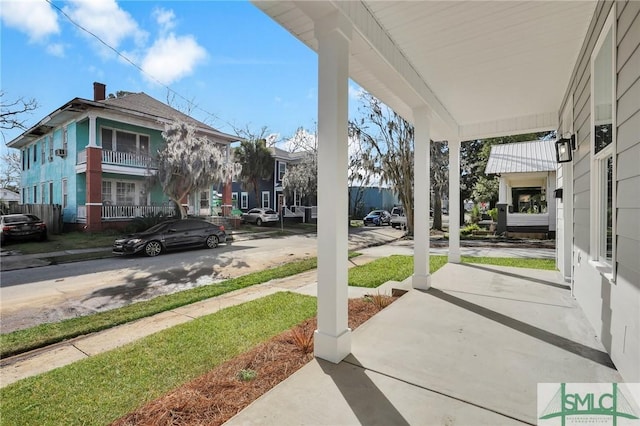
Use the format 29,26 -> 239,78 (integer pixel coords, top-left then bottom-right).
76,204 -> 175,221
76,150 -> 156,176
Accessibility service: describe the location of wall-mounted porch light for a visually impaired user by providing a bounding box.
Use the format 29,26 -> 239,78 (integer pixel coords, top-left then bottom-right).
555,134 -> 575,163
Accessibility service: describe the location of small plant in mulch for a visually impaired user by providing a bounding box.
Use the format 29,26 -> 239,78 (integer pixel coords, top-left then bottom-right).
364,292 -> 393,310
290,324 -> 314,354
111,296 -> 399,426
237,369 -> 257,382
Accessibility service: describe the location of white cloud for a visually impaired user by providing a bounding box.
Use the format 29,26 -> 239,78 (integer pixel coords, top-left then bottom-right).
0,0 -> 59,42
63,0 -> 147,54
141,33 -> 207,85
46,43 -> 65,57
153,7 -> 176,33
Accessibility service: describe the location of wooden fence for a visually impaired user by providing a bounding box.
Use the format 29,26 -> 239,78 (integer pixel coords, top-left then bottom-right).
10,204 -> 63,234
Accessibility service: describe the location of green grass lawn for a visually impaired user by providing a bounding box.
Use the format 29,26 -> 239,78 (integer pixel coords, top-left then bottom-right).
0,292 -> 317,426
348,255 -> 556,288
3,231 -> 119,254
0,257 -> 321,358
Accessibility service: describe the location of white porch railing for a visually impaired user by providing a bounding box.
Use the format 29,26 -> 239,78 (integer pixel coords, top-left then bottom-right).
102,204 -> 175,219
283,207 -> 305,218
77,204 -> 175,221
507,213 -> 549,227
77,149 -> 155,168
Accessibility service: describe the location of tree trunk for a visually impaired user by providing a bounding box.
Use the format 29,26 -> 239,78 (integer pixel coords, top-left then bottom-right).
433,193 -> 443,230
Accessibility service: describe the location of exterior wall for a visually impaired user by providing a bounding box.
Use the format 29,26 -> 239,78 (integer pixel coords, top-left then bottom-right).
349,187 -> 399,217
562,0 -> 640,382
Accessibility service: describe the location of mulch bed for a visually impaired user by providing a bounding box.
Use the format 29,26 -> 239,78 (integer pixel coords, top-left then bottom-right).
111,295 -> 396,426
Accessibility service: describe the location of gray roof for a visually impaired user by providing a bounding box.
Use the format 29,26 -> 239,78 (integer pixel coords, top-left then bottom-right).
8,92 -> 238,148
485,139 -> 556,174
270,146 -> 309,161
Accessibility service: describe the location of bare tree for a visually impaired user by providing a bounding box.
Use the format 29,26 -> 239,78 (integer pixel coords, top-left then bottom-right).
0,91 -> 39,139
0,151 -> 21,191
154,120 -> 241,218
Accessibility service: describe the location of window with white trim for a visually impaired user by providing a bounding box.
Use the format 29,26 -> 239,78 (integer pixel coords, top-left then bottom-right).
62,179 -> 68,208
241,192 -> 248,210
63,126 -> 68,150
100,127 -> 150,154
231,192 -> 238,209
41,183 -> 46,203
102,181 -> 112,204
278,162 -> 286,181
116,182 -> 136,205
261,191 -> 270,209
200,190 -> 209,209
48,136 -> 53,161
33,186 -> 37,204
590,8 -> 616,277
41,140 -> 45,164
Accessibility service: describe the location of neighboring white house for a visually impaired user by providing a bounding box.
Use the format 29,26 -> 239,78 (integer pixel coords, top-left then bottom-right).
0,188 -> 20,213
253,0 -> 640,383
485,139 -> 557,237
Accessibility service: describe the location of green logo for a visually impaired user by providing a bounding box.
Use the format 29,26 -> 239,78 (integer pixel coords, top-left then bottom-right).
539,383 -> 639,426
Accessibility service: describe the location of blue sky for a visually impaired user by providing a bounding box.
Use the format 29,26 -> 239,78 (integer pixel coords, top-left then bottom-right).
1,0 -> 364,155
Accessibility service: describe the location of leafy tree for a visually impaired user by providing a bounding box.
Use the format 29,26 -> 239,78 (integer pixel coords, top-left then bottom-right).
349,93 -> 415,234
431,140 -> 449,230
155,120 -> 241,218
234,138 -> 274,204
0,151 -> 20,191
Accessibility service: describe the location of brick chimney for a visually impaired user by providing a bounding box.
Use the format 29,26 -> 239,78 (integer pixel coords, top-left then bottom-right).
93,82 -> 106,101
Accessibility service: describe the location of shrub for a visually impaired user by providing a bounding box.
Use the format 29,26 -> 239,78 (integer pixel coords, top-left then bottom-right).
488,208 -> 498,222
365,292 -> 392,310
470,204 -> 481,224
461,223 -> 481,236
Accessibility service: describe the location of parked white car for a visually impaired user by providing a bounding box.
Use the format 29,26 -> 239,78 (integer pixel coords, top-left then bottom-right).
241,208 -> 279,226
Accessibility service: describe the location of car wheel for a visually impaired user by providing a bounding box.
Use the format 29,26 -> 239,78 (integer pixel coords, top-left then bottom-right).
144,241 -> 162,257
206,235 -> 219,249
256,218 -> 263,226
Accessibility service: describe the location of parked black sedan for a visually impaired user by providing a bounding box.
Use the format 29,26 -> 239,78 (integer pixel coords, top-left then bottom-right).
0,214 -> 47,244
113,218 -> 226,257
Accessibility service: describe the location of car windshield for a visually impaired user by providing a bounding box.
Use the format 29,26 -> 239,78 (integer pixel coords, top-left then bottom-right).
142,222 -> 172,234
3,215 -> 31,223
369,211 -> 382,216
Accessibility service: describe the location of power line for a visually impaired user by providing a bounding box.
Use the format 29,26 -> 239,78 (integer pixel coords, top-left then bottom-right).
44,0 -> 234,130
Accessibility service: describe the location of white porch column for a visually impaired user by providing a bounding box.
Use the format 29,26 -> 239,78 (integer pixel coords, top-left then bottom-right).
313,11 -> 352,363
88,114 -> 97,147
499,178 -> 508,204
448,138 -> 461,263
413,107 -> 431,290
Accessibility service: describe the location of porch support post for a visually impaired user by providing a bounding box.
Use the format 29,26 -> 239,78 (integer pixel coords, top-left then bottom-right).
448,138 -> 461,263
85,146 -> 102,231
88,114 -> 97,147
313,10 -> 352,364
413,107 -> 431,290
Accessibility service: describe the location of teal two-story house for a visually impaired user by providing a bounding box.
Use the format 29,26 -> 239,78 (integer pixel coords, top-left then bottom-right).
8,82 -> 238,231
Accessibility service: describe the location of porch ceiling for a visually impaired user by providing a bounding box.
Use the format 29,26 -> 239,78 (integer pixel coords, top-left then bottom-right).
253,1 -> 596,141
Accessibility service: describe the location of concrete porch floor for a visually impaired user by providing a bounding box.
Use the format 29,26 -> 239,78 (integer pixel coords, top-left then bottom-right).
226,263 -> 623,425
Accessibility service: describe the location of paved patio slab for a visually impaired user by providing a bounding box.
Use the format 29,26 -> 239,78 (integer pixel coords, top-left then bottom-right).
227,263 -> 622,425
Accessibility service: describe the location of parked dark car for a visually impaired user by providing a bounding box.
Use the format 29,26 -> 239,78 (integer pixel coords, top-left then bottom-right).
0,214 -> 47,244
363,210 -> 391,226
241,208 -> 279,226
113,218 -> 226,257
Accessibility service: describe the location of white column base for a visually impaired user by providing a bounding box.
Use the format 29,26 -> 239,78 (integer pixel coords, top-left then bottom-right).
314,328 -> 352,364
412,273 -> 431,290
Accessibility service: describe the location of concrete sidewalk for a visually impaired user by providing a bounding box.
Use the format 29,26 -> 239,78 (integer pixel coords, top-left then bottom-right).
226,263 -> 622,425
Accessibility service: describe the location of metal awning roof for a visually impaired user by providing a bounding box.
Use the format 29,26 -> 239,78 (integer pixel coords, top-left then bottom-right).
485,139 -> 556,174
252,1 -> 597,141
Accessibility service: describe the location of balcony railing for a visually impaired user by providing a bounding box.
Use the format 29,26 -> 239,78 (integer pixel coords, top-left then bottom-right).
77,150 -> 156,168
76,204 -> 176,220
